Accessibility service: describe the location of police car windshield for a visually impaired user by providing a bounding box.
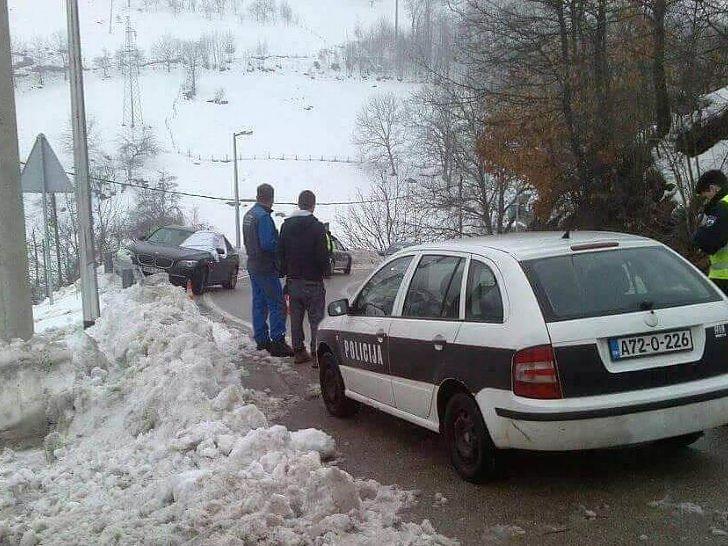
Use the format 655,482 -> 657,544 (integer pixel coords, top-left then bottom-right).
523,246 -> 722,322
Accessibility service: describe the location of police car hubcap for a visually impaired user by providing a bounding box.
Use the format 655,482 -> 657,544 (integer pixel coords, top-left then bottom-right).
454,412 -> 477,460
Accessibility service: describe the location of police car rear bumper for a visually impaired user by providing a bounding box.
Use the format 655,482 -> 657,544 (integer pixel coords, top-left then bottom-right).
477,373 -> 728,451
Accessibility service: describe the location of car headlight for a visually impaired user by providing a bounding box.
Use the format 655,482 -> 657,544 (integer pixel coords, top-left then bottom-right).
177,260 -> 199,269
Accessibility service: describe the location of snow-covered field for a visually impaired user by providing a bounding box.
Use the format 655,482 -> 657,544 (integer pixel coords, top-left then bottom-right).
10,0 -> 413,239
1,277 -> 454,544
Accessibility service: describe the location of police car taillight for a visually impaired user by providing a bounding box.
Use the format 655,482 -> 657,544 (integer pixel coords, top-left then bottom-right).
512,345 -> 562,399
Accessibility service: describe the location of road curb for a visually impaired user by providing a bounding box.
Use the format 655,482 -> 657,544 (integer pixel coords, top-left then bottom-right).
201,292 -> 254,332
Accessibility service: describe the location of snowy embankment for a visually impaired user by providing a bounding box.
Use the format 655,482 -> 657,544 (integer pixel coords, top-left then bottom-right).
0,277 -> 453,545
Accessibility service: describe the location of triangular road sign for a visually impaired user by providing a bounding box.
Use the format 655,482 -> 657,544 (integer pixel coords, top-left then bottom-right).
21,134 -> 73,193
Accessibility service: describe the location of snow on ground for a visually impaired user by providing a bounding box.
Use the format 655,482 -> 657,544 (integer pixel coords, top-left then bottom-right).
11,0 -> 414,240
32,274 -> 119,334
9,0 -> 394,59
1,277 -> 455,545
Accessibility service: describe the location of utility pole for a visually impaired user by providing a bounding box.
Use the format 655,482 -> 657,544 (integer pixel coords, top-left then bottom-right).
394,0 -> 401,80
67,0 -> 101,328
0,0 -> 34,340
109,0 -> 113,34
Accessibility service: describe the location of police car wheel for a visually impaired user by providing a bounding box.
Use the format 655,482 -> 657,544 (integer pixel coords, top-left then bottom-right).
444,393 -> 498,483
319,352 -> 359,417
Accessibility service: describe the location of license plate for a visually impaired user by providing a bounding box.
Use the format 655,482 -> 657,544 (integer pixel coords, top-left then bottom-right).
609,329 -> 693,361
141,265 -> 163,274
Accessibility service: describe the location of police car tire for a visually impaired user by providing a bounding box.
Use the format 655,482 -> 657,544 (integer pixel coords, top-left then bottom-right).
319,352 -> 359,418
444,393 -> 498,483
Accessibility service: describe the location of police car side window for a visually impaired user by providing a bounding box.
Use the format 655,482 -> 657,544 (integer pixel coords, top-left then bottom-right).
352,256 -> 413,317
402,255 -> 465,319
465,260 -> 504,323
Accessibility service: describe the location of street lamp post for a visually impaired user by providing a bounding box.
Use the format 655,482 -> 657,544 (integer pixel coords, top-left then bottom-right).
67,0 -> 100,328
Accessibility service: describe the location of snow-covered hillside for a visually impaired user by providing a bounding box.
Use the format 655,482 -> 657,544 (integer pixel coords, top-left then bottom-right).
10,0 -> 413,239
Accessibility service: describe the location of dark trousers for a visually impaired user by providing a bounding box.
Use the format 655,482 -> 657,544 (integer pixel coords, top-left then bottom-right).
287,279 -> 325,353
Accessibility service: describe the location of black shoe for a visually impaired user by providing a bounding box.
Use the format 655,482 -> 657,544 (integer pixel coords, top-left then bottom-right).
269,339 -> 295,357
256,340 -> 271,352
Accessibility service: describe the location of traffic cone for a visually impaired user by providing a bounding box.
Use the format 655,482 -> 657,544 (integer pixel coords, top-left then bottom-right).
186,279 -> 195,300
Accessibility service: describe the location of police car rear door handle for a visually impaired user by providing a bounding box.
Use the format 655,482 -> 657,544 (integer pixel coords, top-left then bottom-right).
432,334 -> 446,351
376,329 -> 387,343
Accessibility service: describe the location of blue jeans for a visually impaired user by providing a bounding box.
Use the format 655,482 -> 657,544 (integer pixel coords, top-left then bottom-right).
249,273 -> 287,344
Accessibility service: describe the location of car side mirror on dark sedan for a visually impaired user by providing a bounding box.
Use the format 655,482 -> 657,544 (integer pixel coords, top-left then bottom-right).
216,247 -> 226,256
328,298 -> 350,317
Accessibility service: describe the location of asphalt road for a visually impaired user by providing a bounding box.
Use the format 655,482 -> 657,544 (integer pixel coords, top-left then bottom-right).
204,270 -> 728,545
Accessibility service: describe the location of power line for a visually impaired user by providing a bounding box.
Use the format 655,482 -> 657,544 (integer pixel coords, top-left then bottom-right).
18,160 -> 418,206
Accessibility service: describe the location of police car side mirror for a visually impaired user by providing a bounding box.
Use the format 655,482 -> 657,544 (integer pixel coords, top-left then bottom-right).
328,299 -> 350,317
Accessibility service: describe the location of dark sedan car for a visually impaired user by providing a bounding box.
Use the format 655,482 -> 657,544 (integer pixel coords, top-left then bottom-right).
328,234 -> 352,275
126,226 -> 239,295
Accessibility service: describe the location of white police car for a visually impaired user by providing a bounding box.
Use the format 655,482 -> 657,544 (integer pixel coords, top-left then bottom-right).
316,231 -> 728,482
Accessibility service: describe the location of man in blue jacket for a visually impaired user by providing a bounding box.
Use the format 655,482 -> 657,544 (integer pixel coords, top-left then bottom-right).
243,184 -> 294,357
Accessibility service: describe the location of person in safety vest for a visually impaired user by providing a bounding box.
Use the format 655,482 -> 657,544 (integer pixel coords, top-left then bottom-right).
693,170 -> 728,296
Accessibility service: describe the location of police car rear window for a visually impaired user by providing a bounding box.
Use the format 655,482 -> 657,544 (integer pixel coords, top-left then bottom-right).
522,247 -> 721,322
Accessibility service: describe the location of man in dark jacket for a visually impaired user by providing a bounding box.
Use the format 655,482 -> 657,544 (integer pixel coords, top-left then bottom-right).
243,183 -> 294,357
277,190 -> 330,365
693,170 -> 728,295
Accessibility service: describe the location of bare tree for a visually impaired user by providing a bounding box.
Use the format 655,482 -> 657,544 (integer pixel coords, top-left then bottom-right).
248,0 -> 277,23
179,39 -> 202,97
93,49 -> 112,78
353,93 -> 407,176
127,171 -> 186,237
151,35 -> 180,72
117,127 -> 160,181
221,31 -> 236,65
279,0 -> 293,24
30,36 -> 49,86
336,172 -> 417,252
50,31 -> 69,81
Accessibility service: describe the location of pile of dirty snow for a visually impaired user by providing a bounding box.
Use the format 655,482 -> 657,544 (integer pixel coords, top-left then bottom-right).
0,276 -> 453,545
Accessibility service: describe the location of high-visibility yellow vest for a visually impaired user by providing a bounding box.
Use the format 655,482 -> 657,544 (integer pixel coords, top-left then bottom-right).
326,233 -> 333,253
709,194 -> 728,280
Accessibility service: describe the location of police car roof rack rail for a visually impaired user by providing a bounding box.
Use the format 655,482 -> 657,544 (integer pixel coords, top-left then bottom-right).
570,241 -> 620,251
